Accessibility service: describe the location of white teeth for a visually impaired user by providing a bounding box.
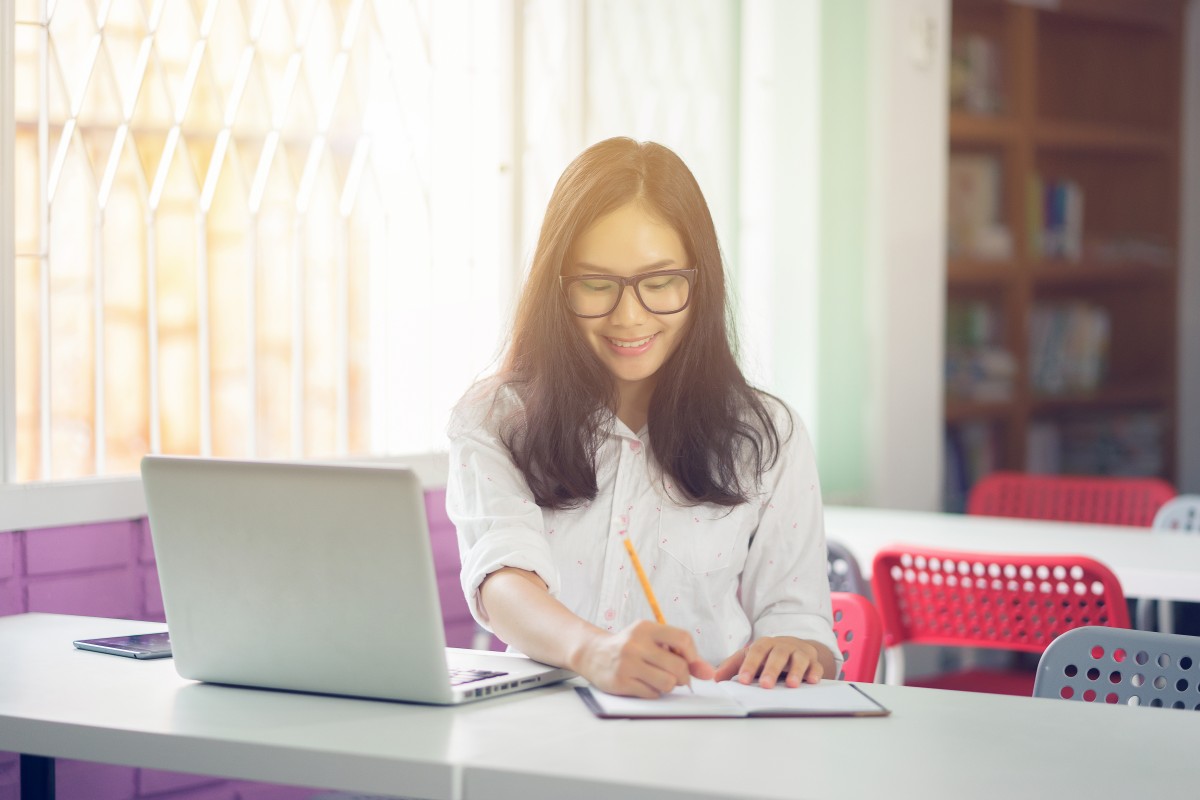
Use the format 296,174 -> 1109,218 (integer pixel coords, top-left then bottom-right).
609,335 -> 654,348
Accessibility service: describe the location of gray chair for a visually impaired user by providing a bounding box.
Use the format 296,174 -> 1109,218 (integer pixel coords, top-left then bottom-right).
1034,625 -> 1200,710
1134,495 -> 1200,632
826,539 -> 869,597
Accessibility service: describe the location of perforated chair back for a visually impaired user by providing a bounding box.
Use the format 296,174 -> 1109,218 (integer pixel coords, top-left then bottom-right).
831,592 -> 883,683
967,471 -> 1175,527
1034,626 -> 1200,710
1151,494 -> 1200,532
827,539 -> 869,597
871,546 -> 1130,654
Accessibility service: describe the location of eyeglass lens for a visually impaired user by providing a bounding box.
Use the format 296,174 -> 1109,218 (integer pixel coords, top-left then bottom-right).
565,273 -> 690,316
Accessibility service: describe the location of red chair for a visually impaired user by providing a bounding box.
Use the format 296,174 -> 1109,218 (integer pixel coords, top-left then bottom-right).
831,591 -> 883,682
870,546 -> 1129,696
966,471 -> 1175,527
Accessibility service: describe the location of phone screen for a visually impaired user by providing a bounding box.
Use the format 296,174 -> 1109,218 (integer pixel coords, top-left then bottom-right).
73,632 -> 173,659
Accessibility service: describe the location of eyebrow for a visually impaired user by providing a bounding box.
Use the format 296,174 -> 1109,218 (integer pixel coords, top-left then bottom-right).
568,259 -> 677,275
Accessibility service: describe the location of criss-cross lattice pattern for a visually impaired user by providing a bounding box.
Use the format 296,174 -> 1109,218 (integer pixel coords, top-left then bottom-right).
871,546 -> 1130,653
10,0 -> 497,479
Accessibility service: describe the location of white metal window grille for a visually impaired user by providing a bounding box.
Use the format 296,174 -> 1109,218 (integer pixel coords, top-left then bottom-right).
6,0 -> 505,482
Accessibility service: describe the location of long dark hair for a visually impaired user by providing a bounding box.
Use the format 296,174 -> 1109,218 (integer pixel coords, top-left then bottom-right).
497,137 -> 784,508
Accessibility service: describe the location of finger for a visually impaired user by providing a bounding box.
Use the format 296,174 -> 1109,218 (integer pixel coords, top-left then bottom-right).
785,652 -> 803,688
758,645 -> 793,689
641,640 -> 693,687
713,649 -> 746,682
638,660 -> 688,696
654,625 -> 704,666
803,656 -> 825,684
738,640 -> 772,684
624,675 -> 667,699
689,658 -> 716,681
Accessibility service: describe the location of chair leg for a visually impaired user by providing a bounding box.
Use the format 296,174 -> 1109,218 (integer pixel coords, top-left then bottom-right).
1159,600 -> 1175,635
883,647 -> 905,686
1135,598 -> 1156,631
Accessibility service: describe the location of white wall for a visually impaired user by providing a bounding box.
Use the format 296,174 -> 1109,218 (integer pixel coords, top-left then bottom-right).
737,0 -> 822,431
864,0 -> 949,510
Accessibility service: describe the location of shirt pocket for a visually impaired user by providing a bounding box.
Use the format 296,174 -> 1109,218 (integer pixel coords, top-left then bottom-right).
657,503 -> 751,575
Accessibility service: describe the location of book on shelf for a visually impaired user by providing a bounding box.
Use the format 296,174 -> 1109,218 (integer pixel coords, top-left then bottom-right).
1029,175 -> 1084,262
1029,302 -> 1110,395
1027,412 -> 1165,477
945,421 -> 1000,513
948,153 -> 1012,260
946,300 -> 1014,402
950,34 -> 1003,115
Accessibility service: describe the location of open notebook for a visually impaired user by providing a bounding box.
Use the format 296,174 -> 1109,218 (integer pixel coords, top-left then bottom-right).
577,679 -> 889,719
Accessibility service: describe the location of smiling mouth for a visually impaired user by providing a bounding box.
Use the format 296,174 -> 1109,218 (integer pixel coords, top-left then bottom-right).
606,334 -> 656,349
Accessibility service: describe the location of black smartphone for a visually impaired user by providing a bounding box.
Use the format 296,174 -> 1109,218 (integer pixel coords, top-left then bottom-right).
72,631 -> 173,659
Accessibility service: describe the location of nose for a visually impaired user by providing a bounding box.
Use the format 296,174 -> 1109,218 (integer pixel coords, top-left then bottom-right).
609,285 -> 647,325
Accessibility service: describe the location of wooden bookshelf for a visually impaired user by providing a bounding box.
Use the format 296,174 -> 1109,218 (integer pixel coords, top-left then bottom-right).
944,0 -> 1183,510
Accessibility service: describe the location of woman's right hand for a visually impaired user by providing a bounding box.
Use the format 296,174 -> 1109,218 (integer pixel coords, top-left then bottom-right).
571,620 -> 715,697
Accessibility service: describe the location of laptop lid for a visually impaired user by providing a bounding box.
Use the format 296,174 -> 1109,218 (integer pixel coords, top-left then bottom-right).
141,456 -> 568,704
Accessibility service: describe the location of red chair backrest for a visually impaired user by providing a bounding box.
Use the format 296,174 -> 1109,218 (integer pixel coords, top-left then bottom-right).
966,471 -> 1175,527
870,546 -> 1129,654
831,592 -> 883,682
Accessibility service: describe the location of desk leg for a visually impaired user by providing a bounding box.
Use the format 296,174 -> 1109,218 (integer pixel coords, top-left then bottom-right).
19,754 -> 55,800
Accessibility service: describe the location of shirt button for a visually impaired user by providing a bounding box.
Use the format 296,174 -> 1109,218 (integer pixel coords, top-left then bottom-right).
604,608 -> 616,621
629,440 -> 642,454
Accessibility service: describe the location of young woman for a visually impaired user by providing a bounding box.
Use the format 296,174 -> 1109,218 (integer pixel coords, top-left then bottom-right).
447,137 -> 838,698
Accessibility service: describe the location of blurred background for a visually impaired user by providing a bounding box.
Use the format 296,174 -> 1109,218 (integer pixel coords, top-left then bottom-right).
2,0 -> 1197,524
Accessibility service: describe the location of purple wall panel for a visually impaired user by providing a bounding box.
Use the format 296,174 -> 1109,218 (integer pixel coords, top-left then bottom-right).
0,533 -> 14,579
137,768 -> 223,795
56,759 -> 137,800
26,569 -> 141,620
25,522 -> 137,575
0,582 -> 20,620
0,752 -> 17,800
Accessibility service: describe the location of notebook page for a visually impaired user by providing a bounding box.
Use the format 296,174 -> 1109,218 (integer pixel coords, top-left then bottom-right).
583,679 -> 747,717
719,680 -> 886,716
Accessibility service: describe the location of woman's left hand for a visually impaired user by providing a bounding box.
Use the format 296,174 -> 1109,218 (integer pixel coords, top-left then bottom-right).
713,636 -> 825,688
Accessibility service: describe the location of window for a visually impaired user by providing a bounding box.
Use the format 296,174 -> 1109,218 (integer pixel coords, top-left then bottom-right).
5,0 -> 506,482
3,0 -> 824,526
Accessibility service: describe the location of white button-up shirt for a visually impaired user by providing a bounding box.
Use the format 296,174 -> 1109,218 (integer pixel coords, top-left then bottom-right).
446,384 -> 839,668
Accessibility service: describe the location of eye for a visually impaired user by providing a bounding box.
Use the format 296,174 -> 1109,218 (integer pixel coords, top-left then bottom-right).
641,276 -> 677,291
581,280 -> 615,292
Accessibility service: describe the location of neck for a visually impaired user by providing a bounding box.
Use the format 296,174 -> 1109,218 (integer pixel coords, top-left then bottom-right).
614,377 -> 655,433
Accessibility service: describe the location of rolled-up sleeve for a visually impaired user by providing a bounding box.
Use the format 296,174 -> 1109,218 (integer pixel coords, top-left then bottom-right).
740,406 -> 841,670
446,400 -> 559,631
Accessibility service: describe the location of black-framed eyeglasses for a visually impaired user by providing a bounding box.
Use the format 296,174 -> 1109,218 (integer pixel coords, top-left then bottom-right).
558,269 -> 696,318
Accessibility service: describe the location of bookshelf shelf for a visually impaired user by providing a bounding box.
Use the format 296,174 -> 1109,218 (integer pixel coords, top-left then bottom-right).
944,0 -> 1182,510
1033,121 -> 1174,154
1030,262 -> 1174,287
949,112 -> 1019,145
947,259 -> 1014,285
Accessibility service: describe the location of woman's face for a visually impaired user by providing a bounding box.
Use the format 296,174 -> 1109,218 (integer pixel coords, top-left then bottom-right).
564,201 -> 692,394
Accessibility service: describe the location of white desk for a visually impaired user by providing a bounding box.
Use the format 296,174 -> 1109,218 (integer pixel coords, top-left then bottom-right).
825,505 -> 1200,602
4,614 -> 1200,799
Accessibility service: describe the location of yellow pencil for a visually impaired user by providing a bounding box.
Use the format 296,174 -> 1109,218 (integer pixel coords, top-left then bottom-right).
622,536 -> 666,624
621,536 -> 693,692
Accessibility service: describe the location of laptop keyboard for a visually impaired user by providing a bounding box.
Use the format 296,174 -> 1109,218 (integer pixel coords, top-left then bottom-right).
449,667 -> 507,686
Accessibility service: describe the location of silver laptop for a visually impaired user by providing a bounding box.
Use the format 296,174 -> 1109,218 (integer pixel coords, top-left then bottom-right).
140,456 -> 572,704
